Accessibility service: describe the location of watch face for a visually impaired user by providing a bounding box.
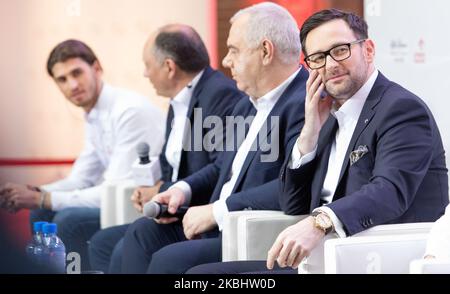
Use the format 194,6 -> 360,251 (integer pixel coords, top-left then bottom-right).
317,214 -> 332,228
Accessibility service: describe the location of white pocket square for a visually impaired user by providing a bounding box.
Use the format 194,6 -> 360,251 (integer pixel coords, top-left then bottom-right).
349,145 -> 369,166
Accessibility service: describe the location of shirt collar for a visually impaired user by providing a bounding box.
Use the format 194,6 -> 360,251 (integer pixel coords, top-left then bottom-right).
171,69 -> 204,107
331,69 -> 379,125
85,83 -> 111,122
249,67 -> 301,111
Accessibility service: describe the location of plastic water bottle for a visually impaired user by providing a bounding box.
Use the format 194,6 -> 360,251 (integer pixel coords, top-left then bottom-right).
25,221 -> 48,264
42,223 -> 66,274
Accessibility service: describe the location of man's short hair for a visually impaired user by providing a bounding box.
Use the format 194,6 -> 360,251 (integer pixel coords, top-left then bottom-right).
300,9 -> 368,55
153,25 -> 210,73
230,2 -> 301,65
47,39 -> 99,77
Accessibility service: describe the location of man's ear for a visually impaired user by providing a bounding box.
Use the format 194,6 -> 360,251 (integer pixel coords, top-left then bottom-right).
261,39 -> 274,66
364,39 -> 375,64
92,60 -> 103,74
165,58 -> 177,80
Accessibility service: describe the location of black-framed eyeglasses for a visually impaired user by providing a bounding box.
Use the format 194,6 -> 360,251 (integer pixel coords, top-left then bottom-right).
304,39 -> 366,69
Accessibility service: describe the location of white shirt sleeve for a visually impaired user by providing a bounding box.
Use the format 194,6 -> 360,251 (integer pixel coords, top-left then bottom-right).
313,206 -> 347,238
103,107 -> 164,182
42,131 -> 105,210
170,181 -> 193,206
47,104 -> 165,211
212,198 -> 229,231
424,204 -> 450,259
42,132 -> 104,192
289,138 -> 317,169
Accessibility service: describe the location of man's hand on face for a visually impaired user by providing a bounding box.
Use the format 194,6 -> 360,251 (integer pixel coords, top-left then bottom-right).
182,204 -> 217,240
151,187 -> 186,224
130,181 -> 164,213
297,70 -> 333,156
266,216 -> 325,270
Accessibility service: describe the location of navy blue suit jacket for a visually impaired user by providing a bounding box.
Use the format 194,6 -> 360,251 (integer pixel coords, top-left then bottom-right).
183,67 -> 308,209
159,66 -> 244,192
280,72 -> 449,235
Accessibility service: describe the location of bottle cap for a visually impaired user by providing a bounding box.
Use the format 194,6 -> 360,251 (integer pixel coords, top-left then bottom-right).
42,223 -> 57,234
33,221 -> 48,233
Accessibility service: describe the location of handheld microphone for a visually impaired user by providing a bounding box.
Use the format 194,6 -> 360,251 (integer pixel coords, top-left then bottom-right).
136,142 -> 151,164
143,201 -> 188,219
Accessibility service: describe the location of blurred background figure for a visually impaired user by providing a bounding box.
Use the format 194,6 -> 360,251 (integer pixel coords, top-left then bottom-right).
0,39 -> 165,270
88,23 -> 243,273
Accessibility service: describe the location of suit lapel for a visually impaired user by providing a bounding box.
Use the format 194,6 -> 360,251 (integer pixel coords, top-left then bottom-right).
230,114 -> 277,193
335,73 -> 388,187
179,67 -> 214,168
186,66 -> 213,119
230,68 -> 307,193
213,103 -> 255,195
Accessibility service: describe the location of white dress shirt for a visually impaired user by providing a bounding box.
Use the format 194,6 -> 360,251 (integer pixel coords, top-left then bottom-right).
425,204 -> 450,259
290,70 -> 379,237
42,83 -> 165,211
174,69 -> 300,230
165,71 -> 203,182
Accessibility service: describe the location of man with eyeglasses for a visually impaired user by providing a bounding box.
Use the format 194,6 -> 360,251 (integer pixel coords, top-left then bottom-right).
186,8 -> 448,274
267,8 -> 448,270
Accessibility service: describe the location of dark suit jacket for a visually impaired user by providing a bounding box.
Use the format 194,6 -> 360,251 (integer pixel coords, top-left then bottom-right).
158,66 -> 244,192
183,67 -> 308,208
280,72 -> 449,236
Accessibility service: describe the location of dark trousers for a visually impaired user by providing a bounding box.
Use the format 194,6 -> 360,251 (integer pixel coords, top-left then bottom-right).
186,260 -> 297,274
88,224 -> 128,273
30,207 -> 100,271
121,217 -> 222,274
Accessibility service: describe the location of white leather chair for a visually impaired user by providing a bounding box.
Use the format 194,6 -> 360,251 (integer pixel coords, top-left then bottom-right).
222,210 -> 434,274
222,210 -> 305,262
100,179 -> 141,229
410,259 -> 450,274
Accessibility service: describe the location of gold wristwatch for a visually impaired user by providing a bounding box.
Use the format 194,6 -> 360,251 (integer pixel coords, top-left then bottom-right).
312,211 -> 333,234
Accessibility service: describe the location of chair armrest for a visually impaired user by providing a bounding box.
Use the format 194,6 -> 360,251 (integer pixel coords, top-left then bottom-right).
410,258 -> 450,274
100,179 -> 141,229
222,210 -> 287,262
100,181 -> 119,229
237,213 -> 306,261
324,233 -> 429,274
223,209 -> 435,274
115,180 -> 142,225
355,222 -> 434,237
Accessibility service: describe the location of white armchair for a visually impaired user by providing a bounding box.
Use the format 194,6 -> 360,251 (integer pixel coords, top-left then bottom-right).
100,180 -> 141,229
222,210 -> 434,274
222,210 -> 306,262
410,259 -> 450,274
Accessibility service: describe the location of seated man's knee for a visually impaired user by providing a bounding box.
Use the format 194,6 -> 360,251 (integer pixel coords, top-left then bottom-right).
89,228 -> 110,256
125,217 -> 159,240
53,208 -> 82,229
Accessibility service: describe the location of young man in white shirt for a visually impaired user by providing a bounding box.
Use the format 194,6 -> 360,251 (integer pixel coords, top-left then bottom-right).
0,39 -> 164,270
